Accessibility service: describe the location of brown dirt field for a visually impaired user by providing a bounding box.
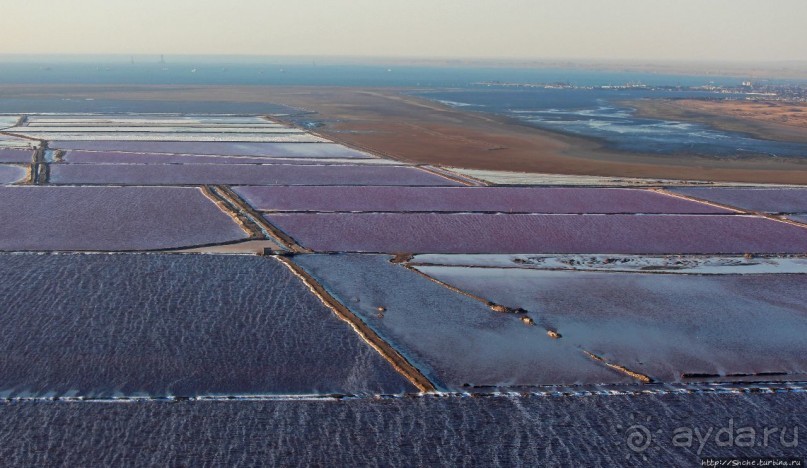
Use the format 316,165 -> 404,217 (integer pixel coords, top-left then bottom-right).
4,84 -> 807,184
267,89 -> 807,184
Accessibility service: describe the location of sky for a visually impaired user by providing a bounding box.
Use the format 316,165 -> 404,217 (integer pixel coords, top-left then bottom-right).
1,0 -> 805,62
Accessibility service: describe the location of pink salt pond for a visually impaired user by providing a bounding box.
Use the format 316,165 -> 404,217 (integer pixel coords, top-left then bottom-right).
672,187 -> 807,213
0,186 -> 248,251
265,212 -> 807,254
49,164 -> 461,186
0,148 -> 34,164
235,186 -> 727,213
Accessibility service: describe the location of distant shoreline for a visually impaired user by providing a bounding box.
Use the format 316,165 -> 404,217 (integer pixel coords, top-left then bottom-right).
373,59 -> 807,81
3,84 -> 807,184
2,56 -> 806,81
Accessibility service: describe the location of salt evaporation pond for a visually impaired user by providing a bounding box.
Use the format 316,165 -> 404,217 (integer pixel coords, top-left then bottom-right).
0,254 -> 413,397
411,253 -> 807,275
0,99 -> 295,114
13,126 -> 302,133
0,392 -> 803,465
49,163 -> 460,186
672,187 -> 807,213
0,165 -> 27,185
0,186 -> 248,251
61,150 -> 399,166
235,186 -> 727,213
23,132 -> 325,143
50,141 -> 375,158
293,254 -> 630,390
0,148 -> 33,163
0,115 -> 20,128
26,116 -> 279,125
266,213 -> 807,254
416,266 -> 807,382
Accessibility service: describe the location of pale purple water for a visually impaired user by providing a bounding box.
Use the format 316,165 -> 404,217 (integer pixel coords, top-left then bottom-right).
49,163 -> 461,186
62,150 -> 379,165
0,165 -> 27,185
266,213 -> 807,254
0,186 -> 248,251
672,187 -> 807,213
0,148 -> 33,163
235,186 -> 727,213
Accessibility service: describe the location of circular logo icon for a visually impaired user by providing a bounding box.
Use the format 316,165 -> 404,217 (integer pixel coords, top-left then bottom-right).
625,424 -> 653,452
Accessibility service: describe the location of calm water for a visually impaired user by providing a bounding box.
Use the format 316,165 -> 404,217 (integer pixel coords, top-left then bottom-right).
0,60 -> 746,87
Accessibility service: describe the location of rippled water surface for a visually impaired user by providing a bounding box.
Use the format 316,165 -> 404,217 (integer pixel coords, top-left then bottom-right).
0,254 -> 413,397
0,393 -> 803,466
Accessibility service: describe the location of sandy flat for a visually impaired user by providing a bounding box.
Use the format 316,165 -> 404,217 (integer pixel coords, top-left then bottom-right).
630,99 -> 807,144
264,87 -> 807,184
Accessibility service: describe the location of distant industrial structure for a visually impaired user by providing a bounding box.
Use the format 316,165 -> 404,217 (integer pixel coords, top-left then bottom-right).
473,80 -> 807,103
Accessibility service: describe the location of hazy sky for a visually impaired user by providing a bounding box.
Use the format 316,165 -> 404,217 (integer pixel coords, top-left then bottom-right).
1,0 -> 805,61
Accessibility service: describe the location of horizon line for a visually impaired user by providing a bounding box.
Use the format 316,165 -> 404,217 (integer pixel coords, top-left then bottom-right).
1,54 -> 806,66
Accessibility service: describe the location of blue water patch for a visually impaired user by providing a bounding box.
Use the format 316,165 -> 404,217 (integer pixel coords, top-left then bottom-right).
415,88 -> 807,159
0,61 -> 745,87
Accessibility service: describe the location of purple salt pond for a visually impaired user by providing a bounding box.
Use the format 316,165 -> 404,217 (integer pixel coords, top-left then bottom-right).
49,164 -> 460,186
265,213 -> 807,254
61,150 -> 383,165
0,165 -> 27,185
0,148 -> 33,163
235,186 -> 727,213
672,187 -> 807,213
0,186 -> 248,251
0,393 -> 802,466
415,266 -> 807,382
0,254 -> 413,397
50,141 -> 375,158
